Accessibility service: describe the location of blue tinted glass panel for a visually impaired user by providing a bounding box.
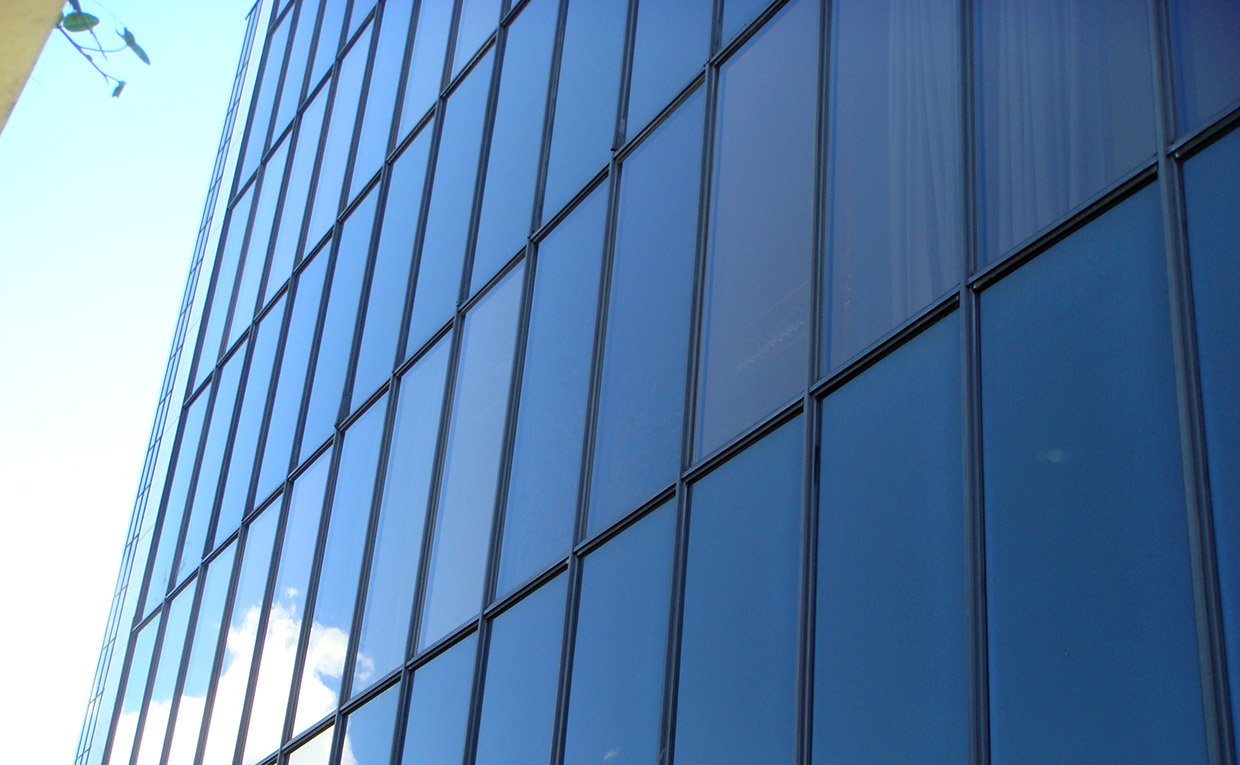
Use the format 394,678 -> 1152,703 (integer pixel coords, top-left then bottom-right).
588,93 -> 704,535
233,138 -> 291,339
982,187 -> 1205,763
976,0 -> 1155,261
353,335 -> 452,694
721,0 -> 770,50
106,615 -> 159,765
266,90 -> 329,303
474,576 -> 567,765
237,14 -> 292,187
300,189 -> 379,460
419,266 -> 524,647
131,580 -> 195,765
824,0 -> 961,371
498,186 -> 606,595
349,0 -> 416,198
311,0 -> 350,87
400,634 -> 477,764
453,0 -> 502,78
626,0 -> 711,141
1168,0 -> 1240,135
696,0 -> 817,458
1183,129 -> 1240,724
341,683 -> 400,764
541,0 -> 627,221
398,0 -> 454,137
814,315 -> 968,763
406,52 -> 495,354
675,418 -> 802,764
469,0 -> 558,294
274,0 -> 319,134
198,188 -> 255,384
352,131 -> 432,408
563,503 -> 675,765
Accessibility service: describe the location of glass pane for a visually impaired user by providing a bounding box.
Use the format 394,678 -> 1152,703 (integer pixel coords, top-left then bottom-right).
287,725 -> 333,765
233,138 -> 291,338
814,315 -> 968,763
469,0 -> 558,294
563,503 -> 675,765
721,0 -> 770,49
198,188 -> 256,382
823,0 -> 962,371
311,0 -> 351,87
242,452 -> 333,765
341,683 -> 400,764
497,186 -> 607,596
400,633 -> 477,765
132,581 -> 196,765
587,92 -> 704,535
105,615 -> 160,765
695,0 -> 818,458
981,186 -> 1205,763
398,0 -> 454,137
419,265 -> 524,648
200,508 -> 279,765
216,295 -> 288,545
352,131 -> 433,408
255,252 -> 329,504
353,335 -> 453,695
541,0 -> 627,222
1182,129 -> 1240,729
266,90 -> 329,304
293,400 -> 388,733
626,0 -> 711,141
165,543 -> 236,765
349,0 -> 417,199
1168,0 -> 1240,136
474,576 -> 567,765
976,0 -> 1156,261
453,0 -> 502,78
237,13 -> 292,187
274,0 -> 320,134
675,418 -> 802,764
405,51 -> 495,355
300,189 -> 380,460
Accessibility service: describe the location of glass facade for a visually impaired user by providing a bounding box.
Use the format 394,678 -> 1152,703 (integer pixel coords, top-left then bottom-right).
79,1 -> 1240,764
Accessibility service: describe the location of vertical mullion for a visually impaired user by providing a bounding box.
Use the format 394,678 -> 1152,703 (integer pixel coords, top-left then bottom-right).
528,0 -> 571,235
227,6 -> 290,204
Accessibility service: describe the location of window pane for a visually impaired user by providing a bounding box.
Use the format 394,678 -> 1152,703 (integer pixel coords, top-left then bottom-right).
981,186 -> 1205,763
498,185 -> 607,596
695,0 -> 818,458
675,418 -> 802,764
626,0 -> 711,141
1168,0 -> 1240,135
233,137 -> 291,338
406,52 -> 495,355
105,614 -> 160,765
823,0 -> 962,371
236,13 -> 292,188
349,0 -> 416,198
588,92 -> 704,535
352,130 -> 433,408
287,725 -> 333,765
400,633 -> 477,765
814,315 -> 968,763
198,187 -> 255,383
293,399 -> 388,734
353,334 -> 453,695
419,265 -> 524,648
1183,128 -> 1240,726
976,0 -> 1156,261
311,0 -> 350,87
274,0 -> 319,133
564,502 -> 675,765
721,0 -> 771,49
266,90 -> 329,304
453,0 -> 502,79
474,576 -> 567,765
542,0 -> 627,222
132,580 -> 196,765
469,0 -> 558,294
341,683 -> 400,764
398,0 -> 454,138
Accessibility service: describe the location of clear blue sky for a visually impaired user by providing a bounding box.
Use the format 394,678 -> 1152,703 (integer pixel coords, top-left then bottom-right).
0,0 -> 256,757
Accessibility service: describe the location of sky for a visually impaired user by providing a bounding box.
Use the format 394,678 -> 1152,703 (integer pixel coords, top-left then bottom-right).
0,0 -> 257,759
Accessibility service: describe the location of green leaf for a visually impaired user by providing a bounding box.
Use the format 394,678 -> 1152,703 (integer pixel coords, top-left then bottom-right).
119,28 -> 150,64
62,12 -> 99,32
112,80 -> 126,98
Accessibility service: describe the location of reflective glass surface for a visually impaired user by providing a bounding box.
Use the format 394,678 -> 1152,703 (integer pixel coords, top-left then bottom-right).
452,0 -> 502,78
131,579 -> 195,765
286,725 -> 333,765
626,0 -> 711,141
349,0 -> 416,198
233,138 -> 291,340
106,614 -> 160,765
398,0 -> 454,137
341,683 -> 400,764
400,634 -> 477,764
310,0 -> 350,88
237,14 -> 292,186
266,90 -> 329,304
721,0 -> 771,49
198,187 -> 255,382
1168,0 -> 1240,135
274,0 -> 319,133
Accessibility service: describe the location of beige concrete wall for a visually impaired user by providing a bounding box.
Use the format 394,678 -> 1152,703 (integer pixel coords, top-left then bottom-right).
1,0 -> 67,134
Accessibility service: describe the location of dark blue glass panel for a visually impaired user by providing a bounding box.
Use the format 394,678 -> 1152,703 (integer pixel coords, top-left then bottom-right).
311,0 -> 351,88
497,186 -> 607,596
398,0 -> 454,138
131,578 -> 196,765
294,399 -> 388,733
341,683 -> 400,764
237,14 -> 292,188
563,503 -> 675,765
474,576 -> 567,765
353,334 -> 452,694
823,0 -> 961,372
419,265 -> 524,648
400,634 -> 477,765
541,0 -> 627,221
405,51 -> 494,355
105,613 -> 159,765
814,314 -> 968,763
976,0 -> 1155,261
695,0 -> 818,458
982,186 -> 1205,763
352,130 -> 433,408
675,418 -> 802,764
469,0 -> 558,294
721,0 -> 770,50
349,0 -> 416,199
1168,0 -> 1240,135
255,252 -> 329,504
232,137 -> 291,341
1183,128 -> 1240,725
198,187 -> 255,386
274,0 -> 320,134
452,0 -> 502,79
266,90 -> 329,304
626,0 -> 710,141
300,189 -> 379,460
587,92 -> 704,535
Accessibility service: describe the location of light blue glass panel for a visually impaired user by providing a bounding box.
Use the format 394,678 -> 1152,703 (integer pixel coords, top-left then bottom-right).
131,580 -> 195,765
1168,0 -> 1240,136
237,14 -> 292,188
400,634 -> 477,764
274,0 -> 320,135
341,683 -> 400,764
452,0 -> 502,79
721,0 -> 770,49
232,137 -> 291,341
626,0 -> 711,140
287,726 -> 333,765
266,90 -> 329,304
198,187 -> 255,385
419,265 -> 524,648
349,0 -> 417,199
311,0 -> 351,88
398,0 -> 454,137
982,187 -> 1205,763
104,615 -> 159,765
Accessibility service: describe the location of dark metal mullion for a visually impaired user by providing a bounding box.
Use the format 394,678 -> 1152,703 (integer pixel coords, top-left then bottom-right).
612,0 -> 639,148
1169,101 -> 1240,159
1148,1 -> 1235,762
